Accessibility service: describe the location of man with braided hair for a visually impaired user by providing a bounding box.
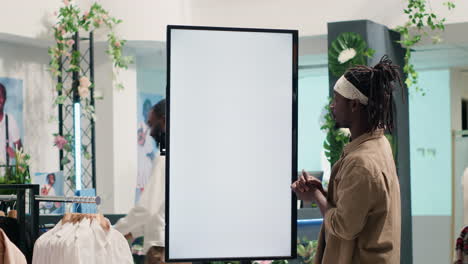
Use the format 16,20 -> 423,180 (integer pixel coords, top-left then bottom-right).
292,56 -> 403,264
115,99 -> 174,264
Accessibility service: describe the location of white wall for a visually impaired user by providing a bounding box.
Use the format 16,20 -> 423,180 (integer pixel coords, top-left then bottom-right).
410,70 -> 452,264
0,0 -> 92,40
4,0 -> 468,42
95,47 -> 138,214
94,0 -> 191,42
111,61 -> 138,213
0,42 -> 59,176
96,0 -> 468,41
94,47 -> 115,213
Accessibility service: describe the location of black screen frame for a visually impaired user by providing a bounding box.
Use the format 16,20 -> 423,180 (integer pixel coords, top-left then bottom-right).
165,25 -> 299,262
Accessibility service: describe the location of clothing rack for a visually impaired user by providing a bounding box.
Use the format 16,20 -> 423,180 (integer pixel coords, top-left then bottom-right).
0,194 -> 18,202
0,186 -> 102,263
35,195 -> 101,205
0,184 -> 39,258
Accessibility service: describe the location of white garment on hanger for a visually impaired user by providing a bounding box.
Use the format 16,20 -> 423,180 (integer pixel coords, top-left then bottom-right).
74,218 -> 94,264
32,221 -> 69,263
90,219 -> 109,263
33,217 -> 133,264
108,225 -> 135,263
32,221 -> 63,263
52,221 -> 75,263
114,151 -> 166,253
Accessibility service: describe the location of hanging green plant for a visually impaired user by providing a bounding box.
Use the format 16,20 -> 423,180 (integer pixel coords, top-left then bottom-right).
328,32 -> 375,78
49,1 -> 132,174
48,0 -> 133,117
395,0 -> 455,95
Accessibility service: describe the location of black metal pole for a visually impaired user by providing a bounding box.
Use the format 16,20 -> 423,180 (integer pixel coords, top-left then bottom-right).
58,54 -> 64,171
31,184 -> 39,244
72,32 -> 80,190
17,189 -> 26,252
89,31 -> 96,190
72,32 -> 80,103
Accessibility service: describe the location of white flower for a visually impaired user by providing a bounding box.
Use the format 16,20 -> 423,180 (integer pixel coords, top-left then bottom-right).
78,86 -> 90,98
79,76 -> 92,89
78,76 -> 92,98
339,128 -> 351,137
337,48 -> 357,64
66,39 -> 75,47
14,146 -> 28,168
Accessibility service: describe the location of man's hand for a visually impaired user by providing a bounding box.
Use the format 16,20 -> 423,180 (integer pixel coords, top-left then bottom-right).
292,170 -> 330,216
301,170 -> 326,196
291,171 -> 318,201
291,170 -> 327,201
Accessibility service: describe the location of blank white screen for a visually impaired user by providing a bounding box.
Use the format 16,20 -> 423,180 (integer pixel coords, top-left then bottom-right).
168,28 -> 294,260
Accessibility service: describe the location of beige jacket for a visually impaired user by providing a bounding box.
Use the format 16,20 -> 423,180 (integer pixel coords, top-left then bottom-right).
314,130 -> 401,264
0,228 -> 26,264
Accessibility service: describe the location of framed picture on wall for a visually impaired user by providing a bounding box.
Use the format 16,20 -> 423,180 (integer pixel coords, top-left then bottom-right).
0,78 -> 24,167
34,171 -> 65,214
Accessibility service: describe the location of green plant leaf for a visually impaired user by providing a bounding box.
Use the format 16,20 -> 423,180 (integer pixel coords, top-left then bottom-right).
328,32 -> 372,77
55,95 -> 67,105
61,157 -> 71,165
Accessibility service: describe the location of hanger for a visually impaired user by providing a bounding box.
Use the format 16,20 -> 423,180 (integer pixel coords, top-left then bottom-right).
56,196 -> 108,230
7,210 -> 16,219
75,200 -> 82,213
61,201 -> 72,223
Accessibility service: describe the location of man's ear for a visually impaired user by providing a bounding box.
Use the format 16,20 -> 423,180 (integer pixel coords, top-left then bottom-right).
350,99 -> 361,112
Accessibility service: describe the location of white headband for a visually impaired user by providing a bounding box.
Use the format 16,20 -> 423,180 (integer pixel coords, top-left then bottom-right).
333,75 -> 368,105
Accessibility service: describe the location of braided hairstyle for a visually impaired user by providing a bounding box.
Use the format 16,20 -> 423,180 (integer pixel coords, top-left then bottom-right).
344,55 -> 404,133
152,98 -> 166,119
151,99 -> 166,149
